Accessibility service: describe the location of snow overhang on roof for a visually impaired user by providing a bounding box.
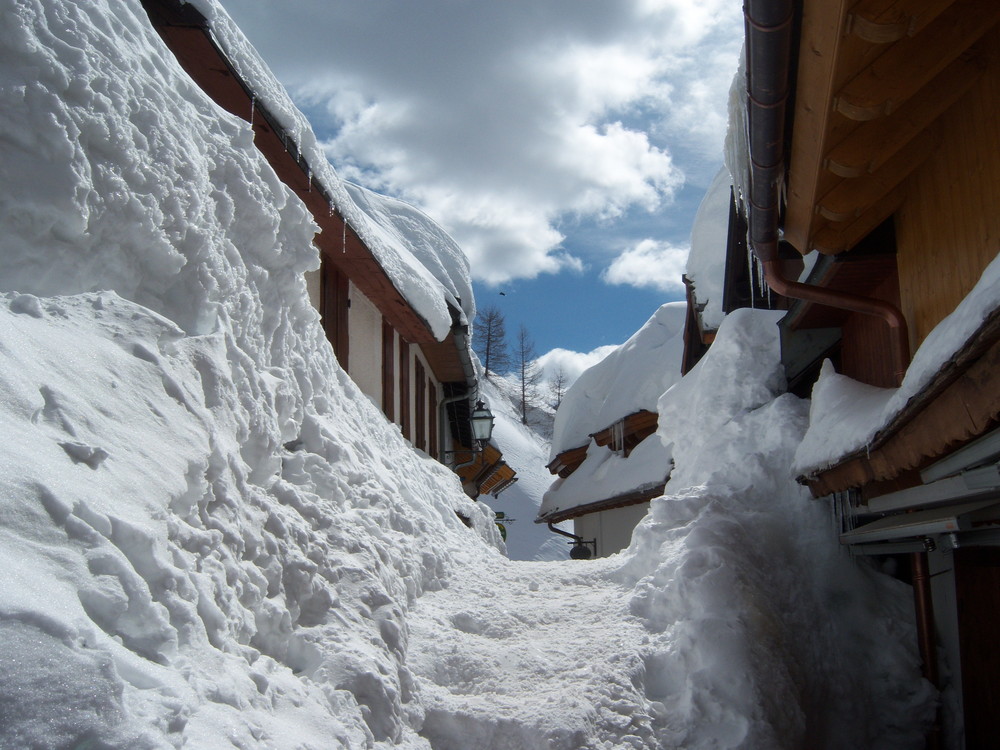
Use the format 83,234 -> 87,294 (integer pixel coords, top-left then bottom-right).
797,305 -> 1000,498
142,0 -> 473,354
537,434 -> 672,524
549,303 -> 686,459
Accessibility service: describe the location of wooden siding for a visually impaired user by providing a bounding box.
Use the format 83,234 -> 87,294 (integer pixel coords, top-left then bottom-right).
321,264 -> 350,368
381,319 -> 395,423
399,339 -> 410,441
895,28 -> 1000,350
414,360 -> 426,451
839,271 -> 902,388
428,378 -> 438,461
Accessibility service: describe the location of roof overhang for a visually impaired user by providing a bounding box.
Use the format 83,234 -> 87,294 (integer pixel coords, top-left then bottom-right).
535,482 -> 666,525
784,0 -> 999,256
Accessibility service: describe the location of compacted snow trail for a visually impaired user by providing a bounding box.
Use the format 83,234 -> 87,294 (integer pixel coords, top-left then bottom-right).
408,557 -> 652,750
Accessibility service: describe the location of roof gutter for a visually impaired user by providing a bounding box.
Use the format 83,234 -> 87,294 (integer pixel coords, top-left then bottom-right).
744,0 -> 910,385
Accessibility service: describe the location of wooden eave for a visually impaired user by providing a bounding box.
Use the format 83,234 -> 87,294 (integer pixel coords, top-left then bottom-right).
479,463 -> 516,496
803,307 -> 1000,497
546,444 -> 589,478
784,0 -> 998,256
143,2 -> 471,380
536,483 -> 665,525
589,410 -> 658,451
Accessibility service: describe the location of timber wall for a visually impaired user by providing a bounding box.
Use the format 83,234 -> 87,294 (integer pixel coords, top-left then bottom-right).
895,28 -> 1000,350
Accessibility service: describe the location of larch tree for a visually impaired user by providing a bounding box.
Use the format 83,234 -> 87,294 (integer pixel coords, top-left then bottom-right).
473,304 -> 510,378
515,324 -> 542,425
548,366 -> 568,410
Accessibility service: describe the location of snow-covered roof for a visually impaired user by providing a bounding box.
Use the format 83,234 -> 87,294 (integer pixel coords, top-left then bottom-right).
344,183 -> 474,332
187,0 -> 471,340
684,165 -> 733,332
538,435 -> 671,521
549,302 -> 687,459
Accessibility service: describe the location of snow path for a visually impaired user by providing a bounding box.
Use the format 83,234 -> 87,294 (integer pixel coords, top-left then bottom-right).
408,557 -> 653,750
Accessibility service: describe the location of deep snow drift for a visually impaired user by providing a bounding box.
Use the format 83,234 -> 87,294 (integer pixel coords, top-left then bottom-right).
0,1 -> 933,748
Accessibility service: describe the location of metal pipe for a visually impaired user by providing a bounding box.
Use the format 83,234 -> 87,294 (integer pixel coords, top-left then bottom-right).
760,259 -> 910,384
911,550 -> 943,749
744,0 -> 911,387
547,522 -> 583,544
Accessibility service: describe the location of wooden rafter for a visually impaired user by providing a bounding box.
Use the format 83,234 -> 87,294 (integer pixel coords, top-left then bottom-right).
824,47 -> 984,178
834,0 -> 1000,121
817,124 -> 939,223
786,0 -> 1000,257
845,0 -> 956,43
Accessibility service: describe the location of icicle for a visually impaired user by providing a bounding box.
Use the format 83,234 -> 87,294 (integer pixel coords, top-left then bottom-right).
249,95 -> 255,127
745,235 -> 756,309
342,217 -> 346,253
307,167 -> 312,192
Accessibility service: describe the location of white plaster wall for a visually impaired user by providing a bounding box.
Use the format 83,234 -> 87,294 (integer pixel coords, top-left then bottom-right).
574,502 -> 651,558
347,281 -> 382,408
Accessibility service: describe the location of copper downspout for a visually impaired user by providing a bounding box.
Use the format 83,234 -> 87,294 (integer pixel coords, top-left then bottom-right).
759,261 -> 910,383
745,1 -> 938,742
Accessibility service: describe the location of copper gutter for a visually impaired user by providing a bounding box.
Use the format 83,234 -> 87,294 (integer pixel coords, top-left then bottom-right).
745,0 -> 937,733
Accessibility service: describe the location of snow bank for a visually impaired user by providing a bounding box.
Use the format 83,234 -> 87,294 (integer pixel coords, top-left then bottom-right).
0,2 -> 498,746
612,308 -> 935,748
549,302 -> 687,457
685,165 -> 734,332
795,250 -> 1000,476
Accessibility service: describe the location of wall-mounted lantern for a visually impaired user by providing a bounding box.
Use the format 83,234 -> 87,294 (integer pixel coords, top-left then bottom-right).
470,400 -> 495,448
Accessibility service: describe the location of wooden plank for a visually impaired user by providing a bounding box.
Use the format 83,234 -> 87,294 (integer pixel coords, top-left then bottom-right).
817,125 -> 938,222
783,0 -> 854,251
894,32 -> 1000,346
824,48 -> 984,177
846,0 -> 957,43
835,0 -> 1000,121
810,184 -> 905,254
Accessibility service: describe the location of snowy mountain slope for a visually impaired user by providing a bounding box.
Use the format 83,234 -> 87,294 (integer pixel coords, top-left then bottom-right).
477,376 -> 569,561
0,1 -> 935,748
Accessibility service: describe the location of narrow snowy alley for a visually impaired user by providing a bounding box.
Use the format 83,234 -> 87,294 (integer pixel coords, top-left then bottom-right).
408,557 -> 650,749
0,2 -> 947,748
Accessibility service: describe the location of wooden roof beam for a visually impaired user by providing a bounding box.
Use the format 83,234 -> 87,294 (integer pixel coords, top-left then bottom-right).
817,124 -> 939,222
824,47 -> 985,178
835,0 -> 1000,121
811,185 -> 905,254
845,0 -> 956,43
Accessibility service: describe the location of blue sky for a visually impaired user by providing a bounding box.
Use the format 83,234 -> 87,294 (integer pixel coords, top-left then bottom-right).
217,0 -> 743,382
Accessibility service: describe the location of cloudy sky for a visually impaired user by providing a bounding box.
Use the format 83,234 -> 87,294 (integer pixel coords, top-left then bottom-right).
218,0 -> 743,376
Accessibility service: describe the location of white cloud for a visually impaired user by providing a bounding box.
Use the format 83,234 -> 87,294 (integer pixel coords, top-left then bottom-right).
218,0 -> 742,285
535,345 -> 620,389
601,239 -> 689,293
